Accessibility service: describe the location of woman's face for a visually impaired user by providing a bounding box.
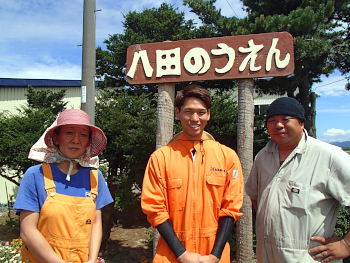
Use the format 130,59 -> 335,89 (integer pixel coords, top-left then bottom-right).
52,125 -> 91,159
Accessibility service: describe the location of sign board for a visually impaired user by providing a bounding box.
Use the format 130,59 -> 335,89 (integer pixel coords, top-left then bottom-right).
126,31 -> 294,84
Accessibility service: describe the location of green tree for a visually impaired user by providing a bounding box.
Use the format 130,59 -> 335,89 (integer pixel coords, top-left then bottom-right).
25,85 -> 67,115
184,0 -> 350,137
95,2 -> 238,94
335,206 -> 350,238
95,4 -> 271,256
0,86 -> 67,185
245,0 -> 349,137
95,88 -> 157,250
182,2 -> 350,261
96,89 -> 157,193
96,3 -> 200,91
205,90 -> 239,150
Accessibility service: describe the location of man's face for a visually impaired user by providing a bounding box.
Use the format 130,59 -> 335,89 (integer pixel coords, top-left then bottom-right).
175,97 -> 210,141
267,115 -> 304,149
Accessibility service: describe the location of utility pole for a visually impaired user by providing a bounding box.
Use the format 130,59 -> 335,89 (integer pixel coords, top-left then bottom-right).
81,0 -> 96,124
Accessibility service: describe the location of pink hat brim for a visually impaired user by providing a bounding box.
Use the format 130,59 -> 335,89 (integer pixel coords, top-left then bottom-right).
44,109 -> 107,157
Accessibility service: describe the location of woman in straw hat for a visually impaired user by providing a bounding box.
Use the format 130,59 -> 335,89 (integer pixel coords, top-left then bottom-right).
14,109 -> 113,263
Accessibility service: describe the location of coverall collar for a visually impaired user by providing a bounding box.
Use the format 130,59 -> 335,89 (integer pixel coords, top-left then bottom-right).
179,132 -> 209,152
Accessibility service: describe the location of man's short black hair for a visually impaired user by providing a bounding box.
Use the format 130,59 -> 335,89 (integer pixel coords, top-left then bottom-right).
175,84 -> 212,111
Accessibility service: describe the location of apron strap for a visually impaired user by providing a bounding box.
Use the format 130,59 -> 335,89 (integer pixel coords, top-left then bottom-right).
42,163 -> 56,195
90,168 -> 98,201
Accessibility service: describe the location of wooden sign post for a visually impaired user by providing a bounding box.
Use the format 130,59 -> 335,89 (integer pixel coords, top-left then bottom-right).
126,32 -> 294,262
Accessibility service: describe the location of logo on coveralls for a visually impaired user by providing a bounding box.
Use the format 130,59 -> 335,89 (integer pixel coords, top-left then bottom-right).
86,219 -> 92,224
291,187 -> 300,194
210,167 -> 227,173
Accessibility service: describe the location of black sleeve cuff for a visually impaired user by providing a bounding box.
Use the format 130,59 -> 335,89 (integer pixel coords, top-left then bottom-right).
156,220 -> 186,258
211,216 -> 235,259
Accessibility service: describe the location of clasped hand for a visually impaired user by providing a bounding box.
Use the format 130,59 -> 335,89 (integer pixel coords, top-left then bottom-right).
177,251 -> 220,263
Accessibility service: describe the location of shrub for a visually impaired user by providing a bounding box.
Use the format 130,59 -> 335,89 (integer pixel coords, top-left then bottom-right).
0,238 -> 22,262
335,206 -> 350,238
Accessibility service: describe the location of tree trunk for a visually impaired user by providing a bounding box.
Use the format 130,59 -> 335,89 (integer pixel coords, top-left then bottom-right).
100,203 -> 114,251
100,167 -> 117,251
153,83 -> 175,257
236,79 -> 254,263
309,91 -> 317,138
298,73 -> 314,136
156,83 -> 175,150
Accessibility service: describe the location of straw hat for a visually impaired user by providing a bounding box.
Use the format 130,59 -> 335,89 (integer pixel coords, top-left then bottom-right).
44,109 -> 107,157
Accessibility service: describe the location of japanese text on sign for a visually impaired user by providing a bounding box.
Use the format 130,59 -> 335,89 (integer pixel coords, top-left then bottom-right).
126,32 -> 294,84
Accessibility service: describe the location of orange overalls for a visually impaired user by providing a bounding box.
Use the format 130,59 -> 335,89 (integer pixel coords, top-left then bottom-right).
141,133 -> 244,262
21,163 -> 98,263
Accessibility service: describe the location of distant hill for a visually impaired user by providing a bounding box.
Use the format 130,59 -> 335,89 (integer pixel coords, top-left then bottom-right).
330,141 -> 350,148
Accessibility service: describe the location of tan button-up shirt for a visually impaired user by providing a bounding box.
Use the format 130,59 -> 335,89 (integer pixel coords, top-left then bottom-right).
246,131 -> 350,263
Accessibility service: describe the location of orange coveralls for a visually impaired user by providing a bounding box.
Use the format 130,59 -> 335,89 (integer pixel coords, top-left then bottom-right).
141,133 -> 244,262
21,163 -> 98,263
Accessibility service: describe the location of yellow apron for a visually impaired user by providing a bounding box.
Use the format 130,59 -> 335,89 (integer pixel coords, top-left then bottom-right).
21,163 -> 98,263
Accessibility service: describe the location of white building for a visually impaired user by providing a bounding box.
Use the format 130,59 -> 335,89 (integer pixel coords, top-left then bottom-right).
0,78 -> 90,205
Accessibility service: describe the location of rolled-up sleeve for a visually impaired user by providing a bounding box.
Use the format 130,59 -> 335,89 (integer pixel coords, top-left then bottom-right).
219,151 -> 244,222
141,153 -> 170,228
245,160 -> 259,202
327,150 -> 350,208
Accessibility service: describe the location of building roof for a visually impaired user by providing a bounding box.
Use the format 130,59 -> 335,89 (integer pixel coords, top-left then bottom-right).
0,78 -> 102,87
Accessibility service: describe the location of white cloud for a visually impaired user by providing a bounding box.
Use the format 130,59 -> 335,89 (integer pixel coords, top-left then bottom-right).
318,128 -> 350,143
0,0 -> 83,44
318,107 -> 350,113
1,64 -> 81,80
0,53 -> 81,80
314,71 -> 350,97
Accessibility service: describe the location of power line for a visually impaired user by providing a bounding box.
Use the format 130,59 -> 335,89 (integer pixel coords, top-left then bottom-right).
313,77 -> 349,90
225,0 -> 239,18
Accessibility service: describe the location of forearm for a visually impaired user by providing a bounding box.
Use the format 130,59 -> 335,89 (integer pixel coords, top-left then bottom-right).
210,216 -> 234,259
20,210 -> 66,263
341,230 -> 350,251
86,209 -> 102,263
156,219 -> 186,258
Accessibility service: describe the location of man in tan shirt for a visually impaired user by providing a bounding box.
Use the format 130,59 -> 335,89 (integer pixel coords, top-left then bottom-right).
246,97 -> 350,263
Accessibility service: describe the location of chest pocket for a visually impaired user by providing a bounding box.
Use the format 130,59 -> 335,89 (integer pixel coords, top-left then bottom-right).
46,197 -> 96,239
283,180 -> 310,212
206,174 -> 226,208
168,178 -> 183,211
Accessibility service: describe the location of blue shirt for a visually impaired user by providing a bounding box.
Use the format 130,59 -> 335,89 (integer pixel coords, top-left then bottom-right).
14,163 -> 113,213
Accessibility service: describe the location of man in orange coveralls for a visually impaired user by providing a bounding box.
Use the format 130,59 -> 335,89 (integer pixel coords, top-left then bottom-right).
141,84 -> 244,263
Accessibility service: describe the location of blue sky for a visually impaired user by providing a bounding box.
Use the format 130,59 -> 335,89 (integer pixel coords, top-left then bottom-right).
1,0 -> 349,143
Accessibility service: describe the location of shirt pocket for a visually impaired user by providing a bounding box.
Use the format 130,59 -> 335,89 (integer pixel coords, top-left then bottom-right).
45,200 -> 96,239
206,174 -> 226,208
283,180 -> 310,212
168,178 -> 183,211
